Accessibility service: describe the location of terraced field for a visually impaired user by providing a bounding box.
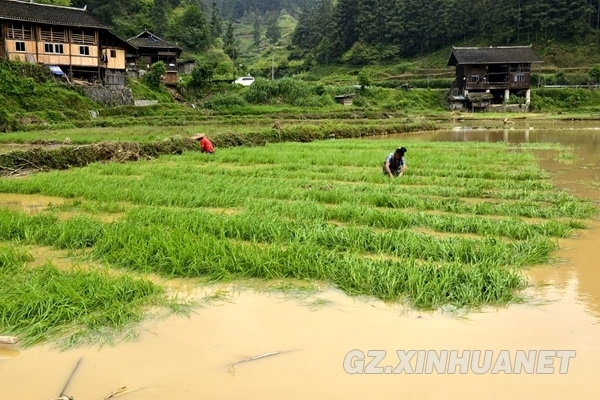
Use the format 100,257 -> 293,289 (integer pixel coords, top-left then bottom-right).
0,138 -> 596,347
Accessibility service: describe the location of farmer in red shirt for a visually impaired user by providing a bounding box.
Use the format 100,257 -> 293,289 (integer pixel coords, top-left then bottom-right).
191,133 -> 214,154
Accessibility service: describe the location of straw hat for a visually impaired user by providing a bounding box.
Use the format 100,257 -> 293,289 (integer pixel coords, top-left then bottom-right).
190,133 -> 206,140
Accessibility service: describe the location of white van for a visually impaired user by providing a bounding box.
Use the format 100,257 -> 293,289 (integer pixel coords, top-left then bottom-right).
233,77 -> 255,86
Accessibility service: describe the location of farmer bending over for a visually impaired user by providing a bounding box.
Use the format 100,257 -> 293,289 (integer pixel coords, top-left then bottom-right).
191,133 -> 214,154
383,147 -> 407,178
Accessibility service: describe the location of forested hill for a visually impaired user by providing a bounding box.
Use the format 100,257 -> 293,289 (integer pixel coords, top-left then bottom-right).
293,0 -> 600,63
64,0 -> 310,39
27,0 -> 600,69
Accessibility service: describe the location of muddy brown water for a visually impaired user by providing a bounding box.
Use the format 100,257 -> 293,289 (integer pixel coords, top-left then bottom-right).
1,121 -> 600,399
0,193 -> 67,214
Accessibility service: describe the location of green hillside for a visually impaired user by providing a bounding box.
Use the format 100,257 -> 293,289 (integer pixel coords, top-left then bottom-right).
0,61 -> 96,132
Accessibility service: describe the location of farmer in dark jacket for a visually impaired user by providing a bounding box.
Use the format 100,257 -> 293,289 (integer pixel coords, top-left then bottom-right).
383,147 -> 407,178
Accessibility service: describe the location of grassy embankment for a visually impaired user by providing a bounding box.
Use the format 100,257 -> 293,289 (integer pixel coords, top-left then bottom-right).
0,139 -> 596,348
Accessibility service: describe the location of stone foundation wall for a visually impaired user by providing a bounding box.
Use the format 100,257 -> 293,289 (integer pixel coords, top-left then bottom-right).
82,87 -> 134,107
487,104 -> 530,113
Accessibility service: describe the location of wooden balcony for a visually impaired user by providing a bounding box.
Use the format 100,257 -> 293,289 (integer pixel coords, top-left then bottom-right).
509,81 -> 530,89
466,81 -> 529,91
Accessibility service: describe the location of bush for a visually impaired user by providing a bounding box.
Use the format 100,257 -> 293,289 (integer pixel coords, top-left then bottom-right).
358,70 -> 372,90
342,42 -> 398,65
529,88 -> 600,111
589,65 -> 600,84
205,93 -> 247,110
507,95 -> 526,105
215,61 -> 233,77
242,77 -> 320,106
314,84 -> 326,96
143,62 -> 166,89
0,60 -> 52,83
189,63 -> 215,90
128,78 -> 173,103
0,107 -> 20,132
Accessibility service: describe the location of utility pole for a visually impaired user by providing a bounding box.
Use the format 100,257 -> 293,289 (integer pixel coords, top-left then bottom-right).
232,47 -> 235,82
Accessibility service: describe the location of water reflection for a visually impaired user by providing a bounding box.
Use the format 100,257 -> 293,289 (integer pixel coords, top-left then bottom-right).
428,127 -> 600,150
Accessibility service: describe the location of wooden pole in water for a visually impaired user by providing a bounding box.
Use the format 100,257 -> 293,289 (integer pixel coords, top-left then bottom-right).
58,358 -> 83,398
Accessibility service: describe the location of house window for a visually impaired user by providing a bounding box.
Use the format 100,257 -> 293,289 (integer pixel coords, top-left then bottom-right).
471,75 -> 480,83
15,41 -> 26,52
515,74 -> 525,82
110,50 -> 117,58
44,43 -> 64,54
79,46 -> 90,56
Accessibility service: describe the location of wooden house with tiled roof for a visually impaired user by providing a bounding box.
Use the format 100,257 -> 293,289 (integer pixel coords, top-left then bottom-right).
0,0 -> 135,86
447,46 -> 543,110
127,30 -> 183,83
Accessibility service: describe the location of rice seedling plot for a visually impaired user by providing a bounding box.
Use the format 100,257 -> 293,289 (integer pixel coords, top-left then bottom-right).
0,245 -> 171,348
0,139 -> 596,317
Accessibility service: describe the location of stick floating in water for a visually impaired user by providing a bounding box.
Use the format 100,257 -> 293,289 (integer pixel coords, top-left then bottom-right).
104,386 -> 145,399
104,386 -> 127,399
232,350 -> 294,366
58,358 -> 83,399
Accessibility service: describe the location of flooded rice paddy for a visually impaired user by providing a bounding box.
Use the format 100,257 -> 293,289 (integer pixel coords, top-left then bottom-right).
0,120 -> 599,399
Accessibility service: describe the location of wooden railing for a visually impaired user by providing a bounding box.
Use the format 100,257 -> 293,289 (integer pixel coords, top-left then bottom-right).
40,29 -> 66,43
71,33 -> 95,45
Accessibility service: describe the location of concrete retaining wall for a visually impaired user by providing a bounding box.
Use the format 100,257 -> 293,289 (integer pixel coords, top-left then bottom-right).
134,100 -> 159,107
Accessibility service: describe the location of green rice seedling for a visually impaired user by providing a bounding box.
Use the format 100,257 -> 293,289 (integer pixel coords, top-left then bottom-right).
0,245 -> 169,348
120,206 -> 557,267
89,221 -> 526,310
555,150 -> 578,164
0,135 -> 594,325
246,199 -> 578,240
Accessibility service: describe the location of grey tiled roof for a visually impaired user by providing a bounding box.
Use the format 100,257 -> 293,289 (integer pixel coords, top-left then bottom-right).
448,46 -> 543,66
127,31 -> 182,53
0,0 -> 110,29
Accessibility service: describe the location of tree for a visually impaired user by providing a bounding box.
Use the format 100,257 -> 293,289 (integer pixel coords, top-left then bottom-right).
210,2 -> 222,39
190,63 -> 215,90
357,69 -> 372,90
292,2 -> 313,48
326,0 -> 359,59
143,61 -> 166,89
293,0 -> 334,51
171,4 -> 211,52
265,11 -> 281,44
151,0 -> 169,37
253,15 -> 262,46
224,18 -> 237,58
589,65 -> 600,83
